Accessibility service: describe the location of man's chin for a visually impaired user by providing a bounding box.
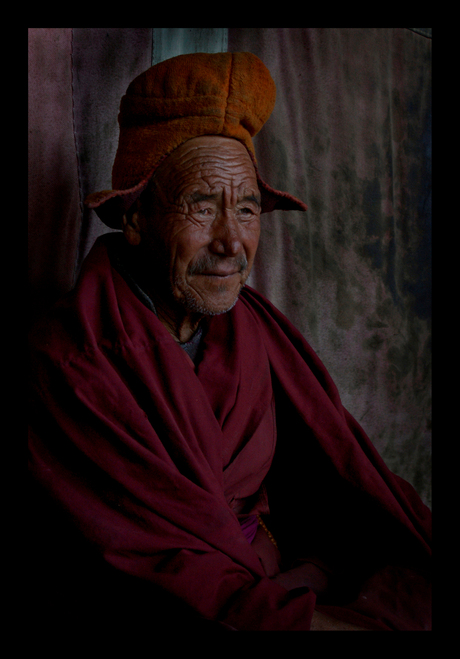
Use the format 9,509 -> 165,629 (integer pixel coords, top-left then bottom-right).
177,288 -> 242,316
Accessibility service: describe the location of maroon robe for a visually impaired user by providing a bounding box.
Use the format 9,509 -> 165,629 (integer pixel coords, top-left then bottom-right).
29,235 -> 431,632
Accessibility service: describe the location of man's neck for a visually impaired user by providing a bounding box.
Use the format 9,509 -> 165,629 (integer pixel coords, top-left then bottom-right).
152,297 -> 204,344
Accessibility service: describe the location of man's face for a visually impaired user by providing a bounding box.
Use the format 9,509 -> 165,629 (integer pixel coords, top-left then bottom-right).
129,136 -> 261,316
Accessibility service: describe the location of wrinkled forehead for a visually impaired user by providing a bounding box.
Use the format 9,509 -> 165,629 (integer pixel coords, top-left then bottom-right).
152,136 -> 259,199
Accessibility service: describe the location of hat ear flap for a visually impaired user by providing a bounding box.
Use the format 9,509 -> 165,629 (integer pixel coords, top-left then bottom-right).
258,179 -> 308,214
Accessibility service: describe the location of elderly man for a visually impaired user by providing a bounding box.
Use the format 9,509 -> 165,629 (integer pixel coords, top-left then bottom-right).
29,53 -> 431,632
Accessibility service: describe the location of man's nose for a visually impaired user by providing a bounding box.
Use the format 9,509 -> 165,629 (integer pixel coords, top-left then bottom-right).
208,212 -> 243,256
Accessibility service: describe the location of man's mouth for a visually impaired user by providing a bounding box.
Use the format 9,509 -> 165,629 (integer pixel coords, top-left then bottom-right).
189,255 -> 248,279
198,270 -> 239,278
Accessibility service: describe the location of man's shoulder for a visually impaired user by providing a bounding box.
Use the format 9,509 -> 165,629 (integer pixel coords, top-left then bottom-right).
239,285 -> 297,333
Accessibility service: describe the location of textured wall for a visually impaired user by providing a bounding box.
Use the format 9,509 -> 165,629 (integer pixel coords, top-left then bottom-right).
28,28 -> 152,317
230,28 -> 431,505
28,28 -> 431,506
28,29 -> 81,313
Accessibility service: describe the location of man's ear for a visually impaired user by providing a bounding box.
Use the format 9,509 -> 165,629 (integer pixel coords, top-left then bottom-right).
122,208 -> 142,246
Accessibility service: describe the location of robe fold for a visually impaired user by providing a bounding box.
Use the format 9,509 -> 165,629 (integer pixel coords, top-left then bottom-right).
29,234 -> 431,632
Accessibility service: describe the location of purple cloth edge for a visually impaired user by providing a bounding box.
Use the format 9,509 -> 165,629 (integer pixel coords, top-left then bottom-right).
239,514 -> 259,544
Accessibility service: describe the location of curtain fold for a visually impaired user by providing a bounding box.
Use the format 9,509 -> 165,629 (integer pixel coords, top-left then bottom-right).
229,28 -> 431,505
28,28 -> 81,316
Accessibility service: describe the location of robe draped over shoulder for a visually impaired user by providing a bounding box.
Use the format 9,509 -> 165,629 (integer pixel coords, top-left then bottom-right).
29,234 -> 431,632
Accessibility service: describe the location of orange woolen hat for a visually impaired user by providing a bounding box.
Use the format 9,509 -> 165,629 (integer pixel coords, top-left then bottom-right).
85,52 -> 307,228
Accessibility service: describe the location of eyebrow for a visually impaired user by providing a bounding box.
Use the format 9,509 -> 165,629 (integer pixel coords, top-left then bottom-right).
189,192 -> 261,207
189,192 -> 218,204
241,194 -> 261,208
